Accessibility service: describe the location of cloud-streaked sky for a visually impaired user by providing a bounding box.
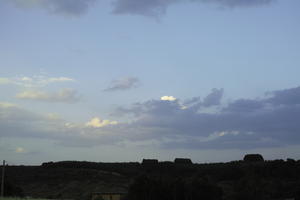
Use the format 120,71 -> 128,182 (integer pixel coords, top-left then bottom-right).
1,0 -> 300,165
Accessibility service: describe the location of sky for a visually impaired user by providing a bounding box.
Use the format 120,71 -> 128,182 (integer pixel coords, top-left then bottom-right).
1,0 -> 300,165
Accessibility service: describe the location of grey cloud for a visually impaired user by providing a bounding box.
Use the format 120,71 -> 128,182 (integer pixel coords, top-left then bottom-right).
104,77 -> 140,92
16,88 -> 80,103
6,0 -> 96,16
202,88 -> 224,107
0,103 -> 63,139
112,0 -> 276,16
183,96 -> 201,105
224,99 -> 264,113
114,88 -> 222,117
266,86 -> 300,106
112,0 -> 179,17
196,0 -> 275,7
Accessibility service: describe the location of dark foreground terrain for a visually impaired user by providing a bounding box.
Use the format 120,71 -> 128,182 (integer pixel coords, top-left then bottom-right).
1,157 -> 300,200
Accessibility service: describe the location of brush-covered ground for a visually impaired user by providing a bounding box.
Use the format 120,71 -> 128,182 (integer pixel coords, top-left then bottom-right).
1,159 -> 300,200
0,198 -> 49,200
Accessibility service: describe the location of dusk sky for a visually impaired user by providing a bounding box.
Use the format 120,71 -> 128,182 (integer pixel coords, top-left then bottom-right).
1,0 -> 300,165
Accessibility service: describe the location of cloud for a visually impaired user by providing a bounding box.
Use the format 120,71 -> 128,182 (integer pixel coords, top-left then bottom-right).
202,88 -> 224,107
161,96 -> 177,101
0,102 -> 120,147
0,102 -> 57,139
197,0 -> 275,7
86,117 -> 118,128
104,77 -> 140,92
6,0 -> 96,16
47,77 -> 74,82
112,0 -> 179,17
266,86 -> 300,106
0,76 -> 74,88
16,88 -> 80,103
112,0 -> 276,17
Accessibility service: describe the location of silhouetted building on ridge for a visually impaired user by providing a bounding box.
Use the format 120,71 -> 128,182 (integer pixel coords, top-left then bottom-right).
243,154 -> 264,162
142,159 -> 159,165
174,158 -> 192,164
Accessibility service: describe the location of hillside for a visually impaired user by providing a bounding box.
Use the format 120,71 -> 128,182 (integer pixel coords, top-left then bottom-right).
1,158 -> 300,200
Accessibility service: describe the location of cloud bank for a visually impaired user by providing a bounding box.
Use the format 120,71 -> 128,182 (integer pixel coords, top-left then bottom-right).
114,86 -> 300,149
1,86 -> 300,150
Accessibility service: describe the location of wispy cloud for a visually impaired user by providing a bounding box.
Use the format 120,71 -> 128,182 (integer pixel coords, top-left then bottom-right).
5,0 -> 96,16
112,0 -> 276,17
112,0 -> 178,17
0,76 -> 74,88
3,0 -> 276,18
104,77 -> 140,92
199,0 -> 275,7
16,88 -> 80,103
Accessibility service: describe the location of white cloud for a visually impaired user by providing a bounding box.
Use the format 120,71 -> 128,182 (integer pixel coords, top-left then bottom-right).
16,88 -> 80,103
161,96 -> 177,101
85,117 -> 118,128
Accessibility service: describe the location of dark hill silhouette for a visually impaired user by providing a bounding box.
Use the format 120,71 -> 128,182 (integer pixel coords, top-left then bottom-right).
1,156 -> 300,200
142,159 -> 159,165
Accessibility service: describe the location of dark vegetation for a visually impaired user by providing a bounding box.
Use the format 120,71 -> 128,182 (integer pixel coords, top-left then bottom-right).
1,155 -> 300,200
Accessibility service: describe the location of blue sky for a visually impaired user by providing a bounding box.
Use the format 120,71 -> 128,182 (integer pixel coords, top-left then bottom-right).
1,0 -> 300,165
